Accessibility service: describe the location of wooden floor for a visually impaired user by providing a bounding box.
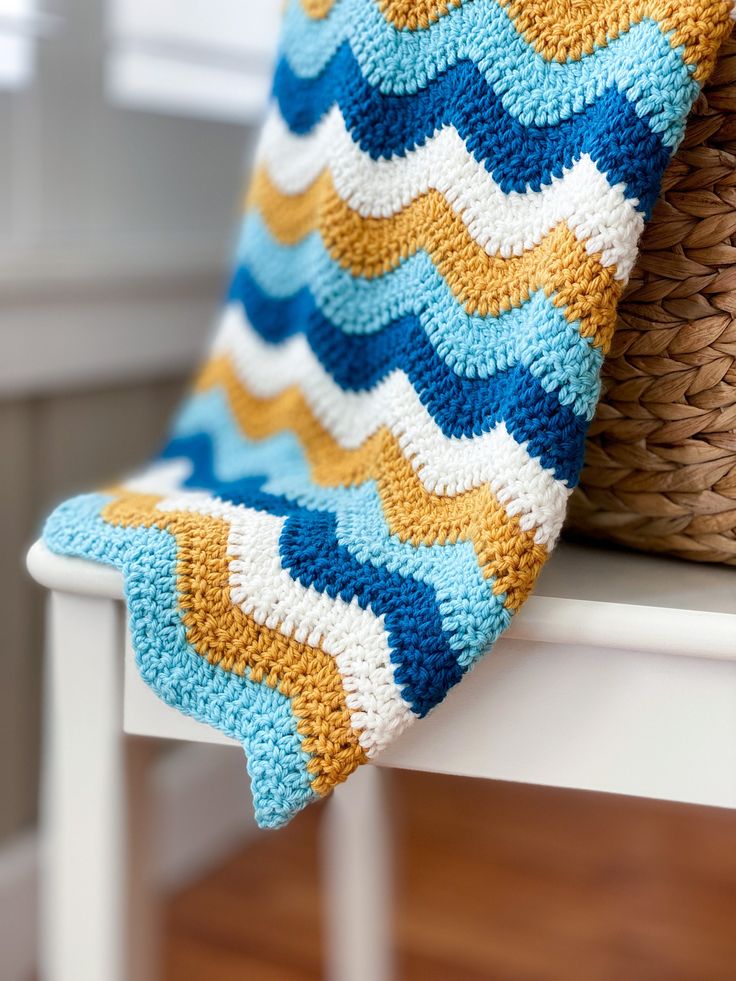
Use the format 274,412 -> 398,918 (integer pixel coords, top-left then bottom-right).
164,772 -> 736,980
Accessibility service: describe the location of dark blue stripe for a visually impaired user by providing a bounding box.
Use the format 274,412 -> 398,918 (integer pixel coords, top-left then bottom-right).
228,266 -> 588,486
160,432 -> 463,716
272,42 -> 670,217
280,510 -> 464,716
161,434 -> 301,516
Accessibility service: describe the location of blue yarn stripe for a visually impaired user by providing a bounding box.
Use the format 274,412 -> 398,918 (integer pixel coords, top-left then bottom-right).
273,43 -> 671,215
229,227 -> 592,484
228,264 -> 603,420
279,508 -> 464,717
42,493 -> 317,829
232,221 -> 605,381
164,396 -> 510,665
235,213 -> 603,349
279,0 -> 698,149
160,432 -> 472,714
219,299 -> 589,485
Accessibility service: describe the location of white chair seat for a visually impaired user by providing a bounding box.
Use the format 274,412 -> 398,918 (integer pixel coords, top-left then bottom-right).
27,537 -> 736,980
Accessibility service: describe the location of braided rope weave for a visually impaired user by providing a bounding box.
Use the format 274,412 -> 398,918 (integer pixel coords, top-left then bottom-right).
43,1 -> 732,827
570,29 -> 736,565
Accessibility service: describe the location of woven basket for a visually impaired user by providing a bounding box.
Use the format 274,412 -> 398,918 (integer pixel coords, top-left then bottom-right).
568,31 -> 736,565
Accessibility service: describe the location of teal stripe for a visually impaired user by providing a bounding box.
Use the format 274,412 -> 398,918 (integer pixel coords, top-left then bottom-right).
174,390 -> 510,664
281,0 -> 698,147
236,214 -> 603,419
42,493 -> 317,829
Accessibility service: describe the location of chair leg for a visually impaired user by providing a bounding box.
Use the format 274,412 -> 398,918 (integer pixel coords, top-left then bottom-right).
321,765 -> 394,981
40,591 -> 158,981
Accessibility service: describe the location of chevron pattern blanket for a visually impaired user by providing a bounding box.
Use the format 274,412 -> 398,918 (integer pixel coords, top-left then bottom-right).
44,0 -> 733,827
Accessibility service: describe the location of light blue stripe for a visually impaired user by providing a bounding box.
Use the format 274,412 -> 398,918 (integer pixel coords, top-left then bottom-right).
42,493 -> 317,829
173,396 -> 307,480
236,214 -> 603,419
174,390 -> 510,664
280,0 -> 698,146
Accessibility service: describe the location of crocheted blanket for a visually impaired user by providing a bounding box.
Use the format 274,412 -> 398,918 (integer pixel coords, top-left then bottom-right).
44,0 -> 733,828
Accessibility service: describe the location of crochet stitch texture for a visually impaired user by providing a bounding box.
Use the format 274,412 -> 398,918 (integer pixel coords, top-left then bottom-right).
44,0 -> 733,828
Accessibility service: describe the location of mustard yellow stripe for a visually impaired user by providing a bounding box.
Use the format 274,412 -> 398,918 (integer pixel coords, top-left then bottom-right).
196,357 -> 548,612
102,492 -> 367,795
248,164 -> 622,349
379,0 -> 469,30
298,0 -> 731,81
304,0 -> 459,26
497,0 -> 732,81
300,0 -> 334,16
247,167 -> 333,246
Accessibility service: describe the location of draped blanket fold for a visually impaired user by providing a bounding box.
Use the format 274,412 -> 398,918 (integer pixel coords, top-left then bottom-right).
44,0 -> 733,827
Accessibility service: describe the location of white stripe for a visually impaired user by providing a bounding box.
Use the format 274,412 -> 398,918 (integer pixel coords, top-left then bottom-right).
214,307 -> 571,545
124,458 -> 193,494
155,492 -> 416,756
258,105 -> 643,281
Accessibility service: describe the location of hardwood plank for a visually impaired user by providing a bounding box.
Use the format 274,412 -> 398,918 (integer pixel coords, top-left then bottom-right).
164,772 -> 736,980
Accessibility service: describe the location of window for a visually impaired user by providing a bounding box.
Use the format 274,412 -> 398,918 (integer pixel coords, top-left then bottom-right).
106,0 -> 282,123
3,0 -> 272,391
0,0 -> 40,89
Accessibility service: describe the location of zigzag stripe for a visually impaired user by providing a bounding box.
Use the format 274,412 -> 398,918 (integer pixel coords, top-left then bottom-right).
300,0 -> 731,81
102,492 -> 369,792
495,0 -> 731,79
230,230 -> 608,381
280,0 -> 700,147
290,481 -> 509,666
229,266 -> 603,420
195,356 -> 564,567
272,44 -> 671,217
255,110 -> 644,280
162,392 -> 511,662
236,214 -> 616,348
42,494 -> 319,828
267,175 -> 619,320
281,509 -> 463,716
239,207 -> 621,347
214,303 -> 589,484
152,491 -> 416,753
248,165 -> 623,359
214,306 -> 584,487
228,267 -> 597,432
150,489 -> 464,718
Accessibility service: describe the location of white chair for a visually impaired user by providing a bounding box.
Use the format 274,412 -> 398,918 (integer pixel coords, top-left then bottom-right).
27,537 -> 736,981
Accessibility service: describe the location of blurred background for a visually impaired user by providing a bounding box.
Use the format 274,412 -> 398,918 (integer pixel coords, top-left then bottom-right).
1,2 -> 735,979
2,0 -> 277,836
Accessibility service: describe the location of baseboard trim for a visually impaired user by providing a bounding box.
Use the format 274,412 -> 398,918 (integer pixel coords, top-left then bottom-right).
0,742 -> 259,981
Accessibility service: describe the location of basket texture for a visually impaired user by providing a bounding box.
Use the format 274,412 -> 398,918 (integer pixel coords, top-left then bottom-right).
568,31 -> 736,566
